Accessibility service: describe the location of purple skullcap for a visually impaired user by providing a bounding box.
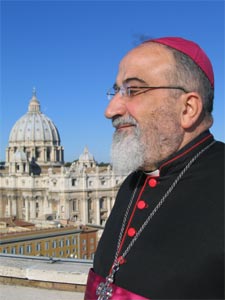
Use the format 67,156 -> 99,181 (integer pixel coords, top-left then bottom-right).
145,37 -> 214,88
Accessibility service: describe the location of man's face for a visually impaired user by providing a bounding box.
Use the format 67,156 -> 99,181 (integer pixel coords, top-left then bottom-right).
105,43 -> 185,174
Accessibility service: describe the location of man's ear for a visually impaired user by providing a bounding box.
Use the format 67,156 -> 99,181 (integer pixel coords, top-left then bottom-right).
180,92 -> 203,129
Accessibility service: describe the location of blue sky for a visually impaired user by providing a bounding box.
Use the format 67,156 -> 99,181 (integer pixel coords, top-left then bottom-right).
1,0 -> 224,163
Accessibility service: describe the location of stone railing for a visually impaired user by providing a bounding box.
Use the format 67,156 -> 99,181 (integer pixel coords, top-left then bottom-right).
0,253 -> 92,293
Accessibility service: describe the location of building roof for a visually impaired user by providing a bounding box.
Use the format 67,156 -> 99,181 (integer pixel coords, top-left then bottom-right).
0,217 -> 35,228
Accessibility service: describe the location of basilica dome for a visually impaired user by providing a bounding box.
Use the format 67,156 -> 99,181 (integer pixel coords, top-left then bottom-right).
6,90 -> 64,170
9,93 -> 60,145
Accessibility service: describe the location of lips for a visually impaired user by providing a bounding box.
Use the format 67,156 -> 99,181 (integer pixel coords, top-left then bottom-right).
112,116 -> 137,130
116,124 -> 135,130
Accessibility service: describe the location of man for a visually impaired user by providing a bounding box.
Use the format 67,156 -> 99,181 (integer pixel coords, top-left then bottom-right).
84,37 -> 224,299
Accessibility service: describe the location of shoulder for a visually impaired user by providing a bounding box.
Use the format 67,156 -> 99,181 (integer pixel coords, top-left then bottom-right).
200,140 -> 224,163
205,140 -> 224,169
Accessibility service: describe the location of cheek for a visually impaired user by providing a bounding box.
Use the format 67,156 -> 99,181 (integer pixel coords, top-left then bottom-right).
155,109 -> 182,138
141,106 -> 180,134
126,100 -> 154,123
126,98 -> 181,132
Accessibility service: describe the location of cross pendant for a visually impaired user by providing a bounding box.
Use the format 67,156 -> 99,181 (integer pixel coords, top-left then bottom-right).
96,263 -> 120,300
96,274 -> 113,300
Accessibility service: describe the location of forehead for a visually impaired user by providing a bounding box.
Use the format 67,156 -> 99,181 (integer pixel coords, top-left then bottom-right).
117,43 -> 175,83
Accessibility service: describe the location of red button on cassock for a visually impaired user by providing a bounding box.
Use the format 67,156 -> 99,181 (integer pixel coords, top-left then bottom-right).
137,200 -> 147,210
148,178 -> 157,188
127,227 -> 136,237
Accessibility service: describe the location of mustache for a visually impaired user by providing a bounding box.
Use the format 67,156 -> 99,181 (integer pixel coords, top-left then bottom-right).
112,115 -> 138,128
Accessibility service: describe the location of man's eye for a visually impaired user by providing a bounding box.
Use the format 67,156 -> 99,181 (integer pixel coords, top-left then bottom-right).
127,88 -> 139,96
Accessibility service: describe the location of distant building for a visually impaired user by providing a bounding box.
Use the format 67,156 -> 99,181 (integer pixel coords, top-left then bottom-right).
0,91 -> 126,226
0,220 -> 97,259
0,216 -> 35,233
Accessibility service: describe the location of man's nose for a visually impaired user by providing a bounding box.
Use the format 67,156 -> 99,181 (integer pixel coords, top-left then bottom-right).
104,94 -> 127,119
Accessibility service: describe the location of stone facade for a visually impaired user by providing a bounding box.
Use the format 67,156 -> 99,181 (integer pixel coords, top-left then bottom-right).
0,91 -> 125,226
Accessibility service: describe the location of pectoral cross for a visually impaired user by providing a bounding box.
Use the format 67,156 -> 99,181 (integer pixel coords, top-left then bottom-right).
96,279 -> 113,300
96,263 -> 119,300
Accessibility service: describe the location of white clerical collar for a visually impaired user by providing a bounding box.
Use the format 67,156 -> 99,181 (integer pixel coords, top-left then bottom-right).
144,169 -> 160,176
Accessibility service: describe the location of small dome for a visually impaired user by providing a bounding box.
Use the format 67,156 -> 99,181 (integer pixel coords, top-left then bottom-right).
9,92 -> 61,145
79,147 -> 95,163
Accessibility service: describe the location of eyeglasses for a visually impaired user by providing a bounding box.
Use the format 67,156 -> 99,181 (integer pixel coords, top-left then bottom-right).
107,84 -> 189,100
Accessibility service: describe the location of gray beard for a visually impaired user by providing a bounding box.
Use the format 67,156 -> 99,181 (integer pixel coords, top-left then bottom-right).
111,124 -> 145,175
110,108 -> 183,175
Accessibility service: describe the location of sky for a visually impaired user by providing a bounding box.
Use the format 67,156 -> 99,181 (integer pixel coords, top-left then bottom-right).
1,0 -> 224,163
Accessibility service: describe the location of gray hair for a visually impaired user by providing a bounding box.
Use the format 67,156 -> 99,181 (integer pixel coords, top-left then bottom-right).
166,46 -> 214,117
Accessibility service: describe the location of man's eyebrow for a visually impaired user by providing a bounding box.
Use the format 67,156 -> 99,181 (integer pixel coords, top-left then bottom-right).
113,77 -> 147,89
123,77 -> 147,84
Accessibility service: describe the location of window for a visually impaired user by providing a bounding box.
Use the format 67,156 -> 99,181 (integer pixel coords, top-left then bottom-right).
59,240 -> 64,247
36,243 -> 41,251
47,148 -> 51,161
26,245 -> 32,253
72,179 -> 77,186
82,239 -> 87,245
52,241 -> 57,248
11,247 -> 16,254
19,246 -> 24,255
36,147 -> 41,159
66,239 -> 70,246
72,199 -> 78,211
100,198 -> 106,210
72,237 -> 77,245
45,241 -> 49,250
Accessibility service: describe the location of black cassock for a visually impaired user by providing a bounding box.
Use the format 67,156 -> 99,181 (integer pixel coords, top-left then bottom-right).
94,130 -> 224,299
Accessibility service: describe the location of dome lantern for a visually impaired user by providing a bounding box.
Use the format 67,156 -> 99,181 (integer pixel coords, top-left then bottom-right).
28,88 -> 41,113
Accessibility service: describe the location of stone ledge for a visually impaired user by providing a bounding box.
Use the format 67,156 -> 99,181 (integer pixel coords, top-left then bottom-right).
0,255 -> 91,292
0,277 -> 86,292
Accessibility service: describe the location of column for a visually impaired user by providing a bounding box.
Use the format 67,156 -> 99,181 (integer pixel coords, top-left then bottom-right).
44,147 -> 47,162
96,198 -> 100,225
106,197 -> 111,218
25,197 -> 29,221
30,198 -> 36,219
8,197 -> 12,217
12,196 -> 17,216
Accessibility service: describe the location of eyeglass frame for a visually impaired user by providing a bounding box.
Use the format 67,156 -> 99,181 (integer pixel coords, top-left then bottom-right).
107,84 -> 189,100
